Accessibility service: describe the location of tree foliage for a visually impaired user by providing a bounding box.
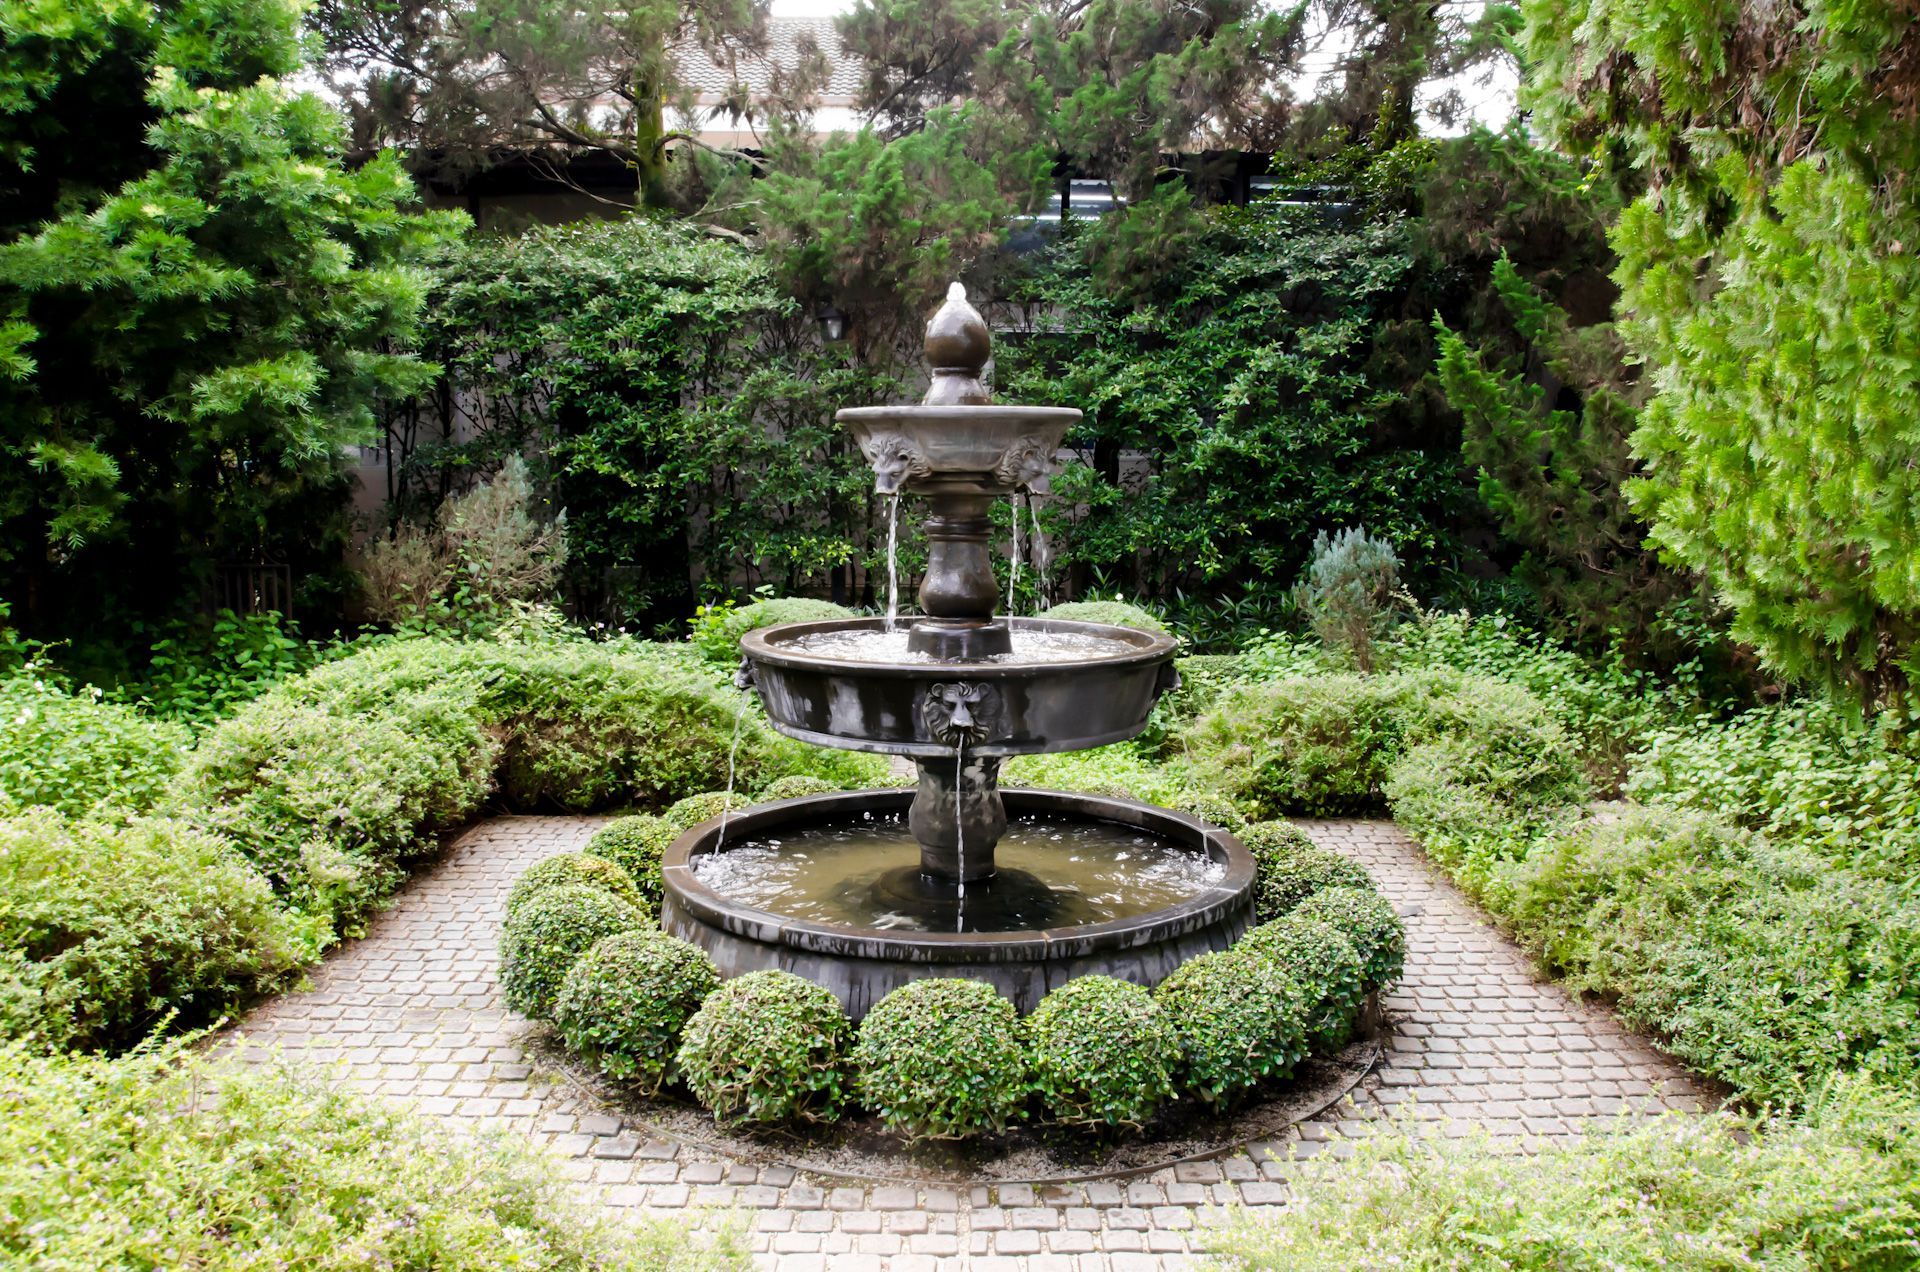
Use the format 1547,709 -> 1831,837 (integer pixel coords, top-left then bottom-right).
1522,0 -> 1920,709
0,0 -> 460,640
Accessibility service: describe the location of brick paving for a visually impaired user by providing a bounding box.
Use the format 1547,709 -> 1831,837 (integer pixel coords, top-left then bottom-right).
223,816 -> 1713,1270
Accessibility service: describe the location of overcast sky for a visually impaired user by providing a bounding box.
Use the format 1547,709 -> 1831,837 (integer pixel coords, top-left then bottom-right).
767,0 -> 1519,134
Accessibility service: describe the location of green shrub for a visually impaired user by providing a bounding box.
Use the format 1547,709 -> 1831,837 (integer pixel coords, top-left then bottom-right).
1294,887 -> 1406,991
1625,698 -> 1920,875
662,791 -> 750,831
497,885 -> 645,1021
1239,821 -> 1376,923
1167,790 -> 1248,832
757,774 -> 846,800
1026,976 -> 1180,1131
1042,599 -> 1170,635
0,670 -> 187,820
505,853 -> 646,921
1500,807 -> 1920,1106
0,811 -> 307,1051
1238,915 -> 1367,1051
553,931 -> 720,1093
0,1041 -> 731,1269
1183,675 -> 1402,815
1141,653 -> 1249,747
1003,743 -> 1186,805
1292,527 -> 1401,670
676,970 -> 852,1127
169,689 -> 497,934
852,979 -> 1027,1142
584,814 -> 679,910
691,598 -> 854,664
1210,1079 -> 1920,1269
1154,950 -> 1309,1103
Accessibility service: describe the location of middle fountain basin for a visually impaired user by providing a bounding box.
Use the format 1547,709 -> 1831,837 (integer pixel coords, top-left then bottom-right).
739,616 -> 1180,758
660,788 -> 1255,1018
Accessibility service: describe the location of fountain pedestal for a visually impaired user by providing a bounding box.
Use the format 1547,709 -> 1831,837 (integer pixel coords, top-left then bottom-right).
908,754 -> 1004,882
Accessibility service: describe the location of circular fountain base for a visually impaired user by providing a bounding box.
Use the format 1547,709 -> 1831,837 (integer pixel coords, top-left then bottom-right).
660,789 -> 1255,1018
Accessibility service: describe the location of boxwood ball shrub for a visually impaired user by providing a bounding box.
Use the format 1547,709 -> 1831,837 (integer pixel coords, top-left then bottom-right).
1240,821 -> 1377,923
853,979 -> 1028,1141
497,885 -> 644,1020
552,930 -> 719,1093
582,813 -> 677,909
662,790 -> 750,832
1168,789 -> 1249,832
677,970 -> 852,1127
1238,914 -> 1367,1051
1154,950 -> 1309,1103
504,853 -> 646,921
757,774 -> 845,800
1295,886 -> 1405,991
1026,976 -> 1180,1131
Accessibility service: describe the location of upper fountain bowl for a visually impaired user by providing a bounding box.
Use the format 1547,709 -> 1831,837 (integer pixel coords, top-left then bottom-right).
837,404 -> 1082,496
740,615 -> 1178,759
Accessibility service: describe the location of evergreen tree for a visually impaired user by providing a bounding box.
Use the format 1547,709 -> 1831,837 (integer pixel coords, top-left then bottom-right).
0,0 -> 463,639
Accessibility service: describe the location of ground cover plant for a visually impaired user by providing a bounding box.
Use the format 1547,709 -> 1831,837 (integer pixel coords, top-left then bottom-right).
0,1040 -> 745,1270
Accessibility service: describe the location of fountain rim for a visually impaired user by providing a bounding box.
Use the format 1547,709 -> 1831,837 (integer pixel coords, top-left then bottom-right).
660,788 -> 1255,964
835,404 -> 1084,425
741,615 -> 1178,678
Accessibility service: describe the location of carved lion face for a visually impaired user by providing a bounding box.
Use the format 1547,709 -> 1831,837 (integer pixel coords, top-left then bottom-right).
920,681 -> 1001,749
862,433 -> 932,495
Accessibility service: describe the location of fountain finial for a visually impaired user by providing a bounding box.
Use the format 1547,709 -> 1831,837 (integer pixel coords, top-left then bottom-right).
922,280 -> 992,406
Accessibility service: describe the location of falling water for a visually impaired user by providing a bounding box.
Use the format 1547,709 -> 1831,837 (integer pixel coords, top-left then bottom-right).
717,689 -> 747,849
1008,494 -> 1024,617
954,739 -> 966,932
1028,497 -> 1051,611
884,494 -> 901,633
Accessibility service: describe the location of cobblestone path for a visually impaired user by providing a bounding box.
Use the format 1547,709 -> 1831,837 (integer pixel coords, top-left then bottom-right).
225,817 -> 1712,1270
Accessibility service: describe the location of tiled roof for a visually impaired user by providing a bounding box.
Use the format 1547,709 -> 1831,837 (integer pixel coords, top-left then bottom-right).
673,16 -> 864,104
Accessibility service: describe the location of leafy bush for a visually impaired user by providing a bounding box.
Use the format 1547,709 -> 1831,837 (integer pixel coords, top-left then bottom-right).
852,979 -> 1027,1142
1183,675 -> 1402,815
497,885 -> 645,1021
691,598 -> 853,665
1500,807 -> 1920,1106
1154,950 -> 1308,1103
0,670 -> 187,820
0,811 -> 306,1051
0,1041 -> 734,1269
757,774 -> 846,800
1042,599 -> 1170,635
1625,698 -> 1920,875
1025,976 -> 1180,1131
1003,743 -> 1186,806
125,609 -> 329,726
1239,821 -> 1376,923
1238,915 -> 1366,1051
1167,790 -> 1248,832
1211,1080 -> 1920,1268
170,688 -> 496,931
1292,528 -> 1401,670
676,970 -> 853,1127
1294,886 -> 1405,991
506,853 -> 646,921
662,791 -> 751,831
553,931 -> 720,1093
584,815 -> 679,911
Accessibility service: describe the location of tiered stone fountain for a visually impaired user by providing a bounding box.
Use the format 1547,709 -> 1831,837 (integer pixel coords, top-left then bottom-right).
661,284 -> 1254,1017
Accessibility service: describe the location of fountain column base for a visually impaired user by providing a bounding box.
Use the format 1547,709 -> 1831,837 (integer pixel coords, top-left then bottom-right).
909,755 -> 1004,882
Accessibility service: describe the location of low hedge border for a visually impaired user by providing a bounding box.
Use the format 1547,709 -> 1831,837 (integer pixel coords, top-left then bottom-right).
506,814 -> 1402,1144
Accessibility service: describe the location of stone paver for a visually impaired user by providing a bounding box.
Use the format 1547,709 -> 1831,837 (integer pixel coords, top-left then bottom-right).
224,816 -> 1711,1269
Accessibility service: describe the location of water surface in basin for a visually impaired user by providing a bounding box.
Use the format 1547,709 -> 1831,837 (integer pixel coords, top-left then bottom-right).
776,625 -> 1137,666
691,811 -> 1224,933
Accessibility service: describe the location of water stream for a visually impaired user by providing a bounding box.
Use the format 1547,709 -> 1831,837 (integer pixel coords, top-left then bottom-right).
1008,493 -> 1023,617
883,493 -> 900,633
953,740 -> 966,931
1028,497 -> 1051,610
717,688 -> 748,849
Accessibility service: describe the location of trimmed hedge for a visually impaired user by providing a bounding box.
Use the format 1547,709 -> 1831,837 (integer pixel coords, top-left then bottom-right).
1239,820 -> 1375,923
1155,950 -> 1309,1103
498,885 -> 646,1020
553,930 -> 719,1093
663,790 -> 750,831
0,811 -> 306,1051
1238,915 -> 1366,1051
691,597 -> 854,665
584,814 -> 678,911
505,853 -> 647,920
853,979 -> 1028,1142
676,971 -> 853,1128
756,774 -> 845,801
1026,976 -> 1180,1131
1294,887 -> 1406,991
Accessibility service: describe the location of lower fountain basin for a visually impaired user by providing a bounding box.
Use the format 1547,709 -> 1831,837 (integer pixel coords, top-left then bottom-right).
739,616 -> 1180,759
660,789 -> 1255,1018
